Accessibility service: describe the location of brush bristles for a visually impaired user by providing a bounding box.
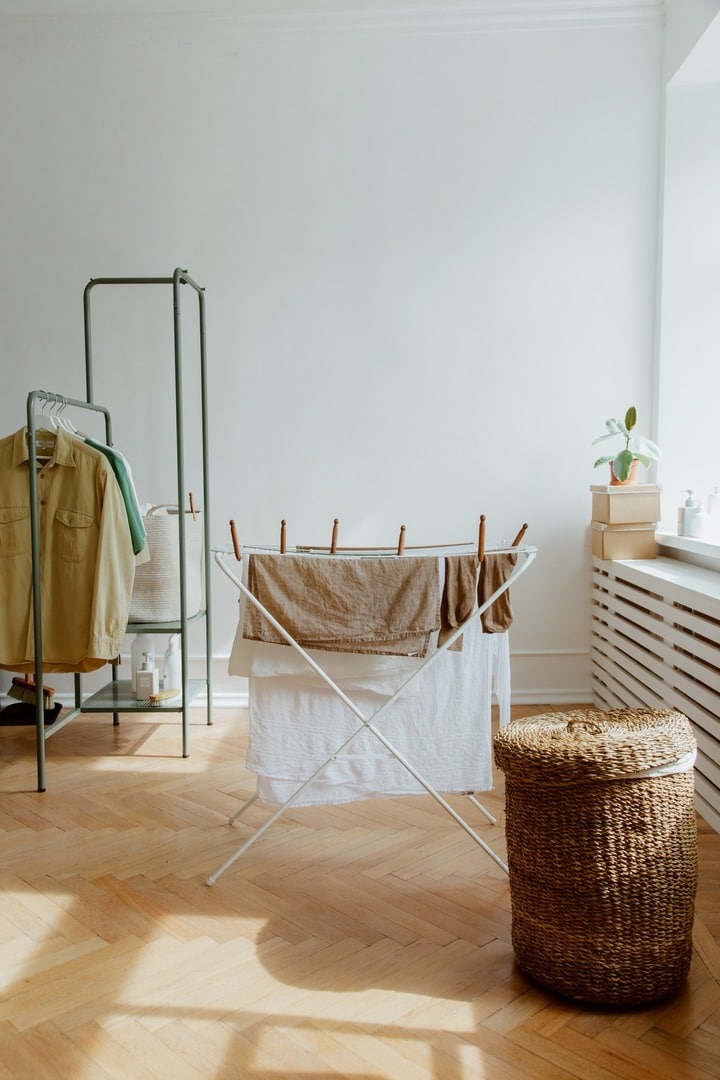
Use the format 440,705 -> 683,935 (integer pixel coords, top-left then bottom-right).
7,678 -> 55,708
144,689 -> 182,708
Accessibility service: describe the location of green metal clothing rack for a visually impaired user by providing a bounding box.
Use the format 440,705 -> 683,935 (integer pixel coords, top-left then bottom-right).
25,268 -> 213,791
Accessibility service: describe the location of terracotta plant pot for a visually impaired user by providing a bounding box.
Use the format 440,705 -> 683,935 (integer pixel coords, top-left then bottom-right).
609,459 -> 640,486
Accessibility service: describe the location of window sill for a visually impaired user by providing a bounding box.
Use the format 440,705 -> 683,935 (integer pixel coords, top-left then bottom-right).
656,532 -> 720,573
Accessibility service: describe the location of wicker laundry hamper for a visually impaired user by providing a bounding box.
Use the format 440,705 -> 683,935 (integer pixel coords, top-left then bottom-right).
493,708 -> 698,1006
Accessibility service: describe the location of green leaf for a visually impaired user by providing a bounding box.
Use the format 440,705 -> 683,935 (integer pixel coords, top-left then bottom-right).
612,449 -> 634,482
593,454 -> 614,468
624,406 -> 637,433
630,435 -> 661,460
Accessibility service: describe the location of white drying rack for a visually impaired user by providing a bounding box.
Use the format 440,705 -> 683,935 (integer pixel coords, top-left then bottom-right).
207,520 -> 537,885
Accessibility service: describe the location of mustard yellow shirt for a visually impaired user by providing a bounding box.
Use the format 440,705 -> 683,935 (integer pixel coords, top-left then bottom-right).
0,426 -> 135,673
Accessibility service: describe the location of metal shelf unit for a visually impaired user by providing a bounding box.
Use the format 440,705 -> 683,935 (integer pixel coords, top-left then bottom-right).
82,268 -> 213,755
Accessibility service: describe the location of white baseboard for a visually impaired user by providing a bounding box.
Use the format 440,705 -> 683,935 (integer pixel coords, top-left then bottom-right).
4,649 -> 592,712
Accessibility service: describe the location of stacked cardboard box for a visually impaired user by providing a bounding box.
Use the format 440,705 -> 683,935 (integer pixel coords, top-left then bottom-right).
590,484 -> 660,560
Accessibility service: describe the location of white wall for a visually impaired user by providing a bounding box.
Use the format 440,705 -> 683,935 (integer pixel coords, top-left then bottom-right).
0,3 -> 665,703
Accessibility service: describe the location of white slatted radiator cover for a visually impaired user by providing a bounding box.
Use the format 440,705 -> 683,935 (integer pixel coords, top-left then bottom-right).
591,554 -> 720,833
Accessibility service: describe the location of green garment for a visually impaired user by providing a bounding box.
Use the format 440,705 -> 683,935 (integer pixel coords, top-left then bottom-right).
84,436 -> 146,556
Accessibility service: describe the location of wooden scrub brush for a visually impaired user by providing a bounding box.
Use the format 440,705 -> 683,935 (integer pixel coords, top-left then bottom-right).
8,676 -> 55,709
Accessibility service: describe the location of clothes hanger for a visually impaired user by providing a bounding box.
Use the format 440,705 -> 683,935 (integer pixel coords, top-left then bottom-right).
56,397 -> 79,436
30,395 -> 59,461
32,394 -> 57,433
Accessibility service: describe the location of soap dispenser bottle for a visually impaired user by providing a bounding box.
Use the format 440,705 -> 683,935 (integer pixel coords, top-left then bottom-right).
135,653 -> 159,699
131,634 -> 155,694
163,634 -> 182,700
688,499 -> 709,539
678,491 -> 699,536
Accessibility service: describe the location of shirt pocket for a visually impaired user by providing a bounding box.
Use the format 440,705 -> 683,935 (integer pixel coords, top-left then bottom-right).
0,505 -> 29,556
55,507 -> 94,563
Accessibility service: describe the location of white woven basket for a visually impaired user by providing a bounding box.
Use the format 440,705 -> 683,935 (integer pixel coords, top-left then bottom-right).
129,504 -> 203,622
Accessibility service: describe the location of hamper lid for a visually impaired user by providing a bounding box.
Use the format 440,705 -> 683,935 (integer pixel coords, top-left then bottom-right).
493,708 -> 696,786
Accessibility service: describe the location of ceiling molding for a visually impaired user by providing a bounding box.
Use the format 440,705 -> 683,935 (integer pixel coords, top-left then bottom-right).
0,2 -> 667,42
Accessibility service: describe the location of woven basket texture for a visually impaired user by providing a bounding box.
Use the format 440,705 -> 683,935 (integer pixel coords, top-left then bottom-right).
493,709 -> 698,1006
129,506 -> 203,623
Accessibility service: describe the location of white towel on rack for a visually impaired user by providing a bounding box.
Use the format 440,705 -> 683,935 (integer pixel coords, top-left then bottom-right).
246,619 -> 509,806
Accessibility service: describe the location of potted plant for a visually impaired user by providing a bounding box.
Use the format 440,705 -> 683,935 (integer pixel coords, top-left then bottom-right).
593,406 -> 661,485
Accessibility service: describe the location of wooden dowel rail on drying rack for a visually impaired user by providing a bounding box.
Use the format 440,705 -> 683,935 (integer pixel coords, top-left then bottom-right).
226,517 -> 529,561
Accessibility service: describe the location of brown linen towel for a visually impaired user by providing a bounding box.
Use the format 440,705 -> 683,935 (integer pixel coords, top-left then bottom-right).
478,551 -> 516,633
242,553 -> 441,657
439,554 -> 479,651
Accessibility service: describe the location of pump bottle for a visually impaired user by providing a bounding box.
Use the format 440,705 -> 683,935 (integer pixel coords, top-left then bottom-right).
163,634 -> 182,700
688,501 -> 710,539
678,490 -> 707,538
131,634 -> 155,693
135,653 -> 159,698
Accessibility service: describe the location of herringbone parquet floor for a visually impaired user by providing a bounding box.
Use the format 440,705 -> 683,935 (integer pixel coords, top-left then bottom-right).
1,705 -> 719,1079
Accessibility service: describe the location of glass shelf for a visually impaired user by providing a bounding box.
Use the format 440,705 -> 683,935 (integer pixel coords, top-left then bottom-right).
79,678 -> 206,714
